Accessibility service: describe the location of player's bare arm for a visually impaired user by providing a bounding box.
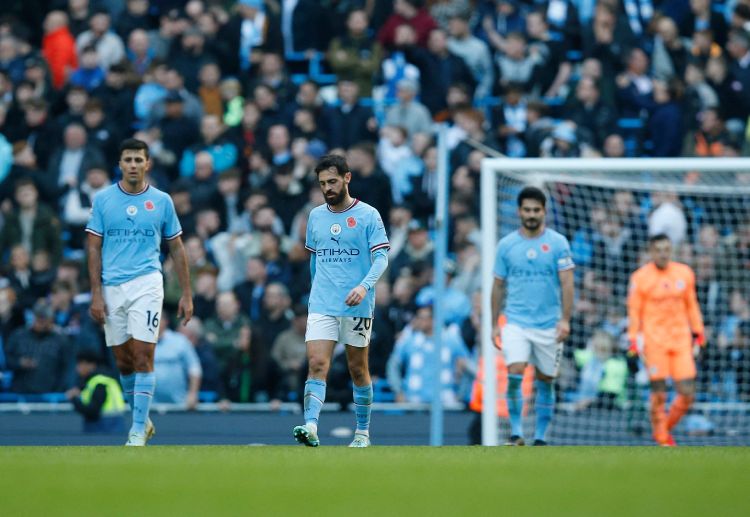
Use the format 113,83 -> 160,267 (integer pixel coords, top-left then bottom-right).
168,235 -> 193,325
557,268 -> 574,342
87,232 -> 107,325
491,277 -> 505,344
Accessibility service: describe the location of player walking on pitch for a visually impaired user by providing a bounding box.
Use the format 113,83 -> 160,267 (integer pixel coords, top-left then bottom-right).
293,154 -> 389,447
86,139 -> 193,446
491,187 -> 575,445
627,234 -> 705,446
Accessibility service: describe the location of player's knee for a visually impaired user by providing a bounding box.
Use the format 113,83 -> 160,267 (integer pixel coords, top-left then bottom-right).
348,364 -> 368,384
131,353 -> 153,373
650,380 -> 668,392
308,356 -> 330,378
114,357 -> 133,374
507,363 -> 526,375
676,380 -> 696,397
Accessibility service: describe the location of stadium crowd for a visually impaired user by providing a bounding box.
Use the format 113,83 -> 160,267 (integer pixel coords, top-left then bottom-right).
0,0 -> 749,409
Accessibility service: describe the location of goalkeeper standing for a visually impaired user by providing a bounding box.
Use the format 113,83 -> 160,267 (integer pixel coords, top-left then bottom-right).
627,234 -> 705,446
491,187 -> 575,445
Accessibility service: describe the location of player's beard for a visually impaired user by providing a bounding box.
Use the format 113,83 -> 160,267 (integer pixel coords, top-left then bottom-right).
325,188 -> 346,207
522,217 -> 542,232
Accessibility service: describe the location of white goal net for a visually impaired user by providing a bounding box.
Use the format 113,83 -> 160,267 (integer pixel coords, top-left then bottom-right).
480,158 -> 750,446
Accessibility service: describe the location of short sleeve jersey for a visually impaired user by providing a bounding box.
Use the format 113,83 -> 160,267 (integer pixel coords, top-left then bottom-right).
305,199 -> 389,318
85,182 -> 182,286
494,228 -> 574,329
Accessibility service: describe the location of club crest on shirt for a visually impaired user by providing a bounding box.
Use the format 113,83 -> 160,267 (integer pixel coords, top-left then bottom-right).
526,248 -> 537,259
144,200 -> 155,211
347,216 -> 357,228
126,205 -> 137,216
330,223 -> 342,235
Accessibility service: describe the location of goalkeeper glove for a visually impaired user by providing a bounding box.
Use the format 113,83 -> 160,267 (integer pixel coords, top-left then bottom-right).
626,338 -> 640,375
693,332 -> 706,347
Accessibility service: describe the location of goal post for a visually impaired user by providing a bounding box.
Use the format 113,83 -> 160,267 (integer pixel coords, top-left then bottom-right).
480,158 -> 750,446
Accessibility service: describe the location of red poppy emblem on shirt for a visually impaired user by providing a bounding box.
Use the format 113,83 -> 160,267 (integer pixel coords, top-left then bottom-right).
144,200 -> 155,211
541,244 -> 551,253
347,217 -> 357,228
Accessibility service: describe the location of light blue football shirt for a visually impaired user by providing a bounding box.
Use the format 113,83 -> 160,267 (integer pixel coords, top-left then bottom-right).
306,199 -> 389,318
85,182 -> 182,286
494,228 -> 574,329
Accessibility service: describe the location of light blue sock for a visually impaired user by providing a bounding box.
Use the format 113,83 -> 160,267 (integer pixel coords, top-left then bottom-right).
120,373 -> 135,408
132,372 -> 155,434
353,383 -> 373,433
304,379 -> 326,427
507,374 -> 524,437
534,380 -> 555,442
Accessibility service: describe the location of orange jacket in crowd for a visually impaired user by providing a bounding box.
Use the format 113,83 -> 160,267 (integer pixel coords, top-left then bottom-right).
627,262 -> 704,350
42,27 -> 78,89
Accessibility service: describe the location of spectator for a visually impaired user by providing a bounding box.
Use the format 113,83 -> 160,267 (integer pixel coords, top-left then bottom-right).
0,178 -> 62,266
178,317 -> 222,395
321,79 -> 378,151
234,256 -> 268,322
346,142 -> 393,225
495,31 -> 542,92
221,0 -> 282,75
169,26 -> 215,94
727,30 -> 750,123
652,15 -> 689,81
204,291 -> 252,368
271,304 -> 307,395
192,265 -> 219,322
390,219 -> 434,280
180,114 -> 238,177
690,107 -> 731,157
680,0 -> 728,47
46,123 -> 105,200
75,9 -> 126,70
401,27 -> 476,115
62,165 -> 110,250
246,53 -> 293,105
327,9 -> 383,96
378,0 -> 438,49
116,0 -> 156,40
447,13 -> 493,100
387,304 -> 469,403
65,350 -> 126,433
153,316 -> 203,408
256,281 -> 292,349
5,299 -> 73,394
126,29 -> 154,77
525,9 -> 572,99
197,62 -> 222,119
648,191 -> 688,246
41,11 -> 77,90
70,45 -> 106,92
276,0 -> 331,55
384,79 -> 433,139
565,76 -> 617,151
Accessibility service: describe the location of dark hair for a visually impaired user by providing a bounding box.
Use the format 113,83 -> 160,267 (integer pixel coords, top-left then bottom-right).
119,138 -> 150,160
76,350 -> 101,364
648,233 -> 671,245
517,186 -> 546,208
314,154 -> 349,176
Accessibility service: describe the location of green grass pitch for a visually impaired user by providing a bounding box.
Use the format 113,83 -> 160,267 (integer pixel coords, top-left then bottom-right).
1,446 -> 747,516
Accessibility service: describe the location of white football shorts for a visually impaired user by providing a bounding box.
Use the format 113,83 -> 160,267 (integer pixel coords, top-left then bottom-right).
103,271 -> 164,347
501,323 -> 562,377
305,313 -> 372,348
